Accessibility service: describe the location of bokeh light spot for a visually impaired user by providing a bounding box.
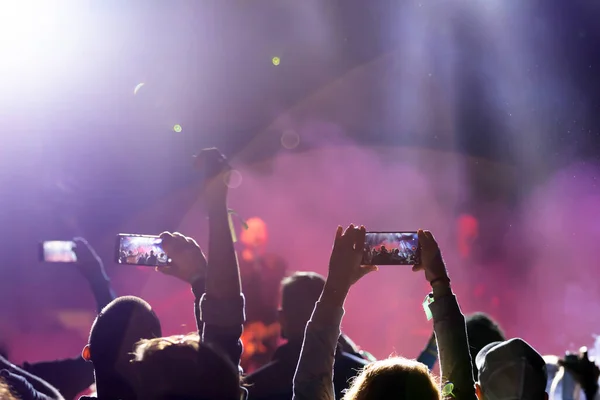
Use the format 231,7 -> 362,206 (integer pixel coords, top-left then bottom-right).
281,129 -> 300,149
271,56 -> 281,66
173,124 -> 182,133
133,82 -> 145,95
224,169 -> 242,189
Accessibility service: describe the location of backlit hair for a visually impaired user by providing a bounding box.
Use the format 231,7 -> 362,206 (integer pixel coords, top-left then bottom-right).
0,378 -> 18,400
343,357 -> 440,400
132,333 -> 240,400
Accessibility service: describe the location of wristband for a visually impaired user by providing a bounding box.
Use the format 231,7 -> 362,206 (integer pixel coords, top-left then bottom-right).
423,293 -> 434,321
430,277 -> 451,287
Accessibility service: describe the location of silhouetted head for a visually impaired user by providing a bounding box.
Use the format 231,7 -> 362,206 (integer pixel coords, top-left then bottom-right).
279,272 -> 326,341
466,313 -> 505,378
83,296 -> 162,400
343,357 -> 439,400
132,333 -> 242,400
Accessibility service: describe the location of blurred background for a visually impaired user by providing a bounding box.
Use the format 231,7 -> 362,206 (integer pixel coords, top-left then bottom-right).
1,0 -> 599,364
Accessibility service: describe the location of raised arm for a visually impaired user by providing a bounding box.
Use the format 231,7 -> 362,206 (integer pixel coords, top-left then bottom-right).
199,149 -> 245,367
293,225 -> 376,400
413,230 -> 476,400
23,238 -> 114,400
73,237 -> 116,313
558,347 -> 600,400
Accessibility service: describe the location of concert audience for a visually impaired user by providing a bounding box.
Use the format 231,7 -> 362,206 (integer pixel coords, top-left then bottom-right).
3,147 -> 599,400
292,227 -> 476,400
244,272 -> 369,400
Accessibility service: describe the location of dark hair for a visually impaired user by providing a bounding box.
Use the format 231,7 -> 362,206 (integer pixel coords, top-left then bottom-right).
89,296 -> 162,368
466,312 -> 505,377
281,272 -> 325,318
132,333 -> 240,400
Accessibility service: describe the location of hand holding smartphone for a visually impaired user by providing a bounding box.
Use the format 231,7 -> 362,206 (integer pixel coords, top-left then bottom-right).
115,234 -> 170,267
362,231 -> 421,265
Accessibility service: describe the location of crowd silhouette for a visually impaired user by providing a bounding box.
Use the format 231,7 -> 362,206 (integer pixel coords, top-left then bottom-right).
1,148 -> 598,400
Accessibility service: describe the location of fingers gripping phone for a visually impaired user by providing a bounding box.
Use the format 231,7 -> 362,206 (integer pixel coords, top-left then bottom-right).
362,231 -> 421,265
115,234 -> 170,267
40,241 -> 77,262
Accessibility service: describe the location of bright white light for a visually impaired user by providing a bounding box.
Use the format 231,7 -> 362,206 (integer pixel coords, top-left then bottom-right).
0,2 -> 62,74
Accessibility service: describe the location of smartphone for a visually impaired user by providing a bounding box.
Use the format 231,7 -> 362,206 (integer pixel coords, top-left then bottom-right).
40,241 -> 77,263
115,234 -> 170,267
362,231 -> 420,265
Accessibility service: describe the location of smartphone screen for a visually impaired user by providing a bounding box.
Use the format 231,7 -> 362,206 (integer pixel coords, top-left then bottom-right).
115,234 -> 170,266
362,232 -> 420,265
41,241 -> 77,263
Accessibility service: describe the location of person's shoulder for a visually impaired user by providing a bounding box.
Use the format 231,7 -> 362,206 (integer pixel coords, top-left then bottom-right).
336,351 -> 370,370
244,359 -> 281,383
244,359 -> 295,396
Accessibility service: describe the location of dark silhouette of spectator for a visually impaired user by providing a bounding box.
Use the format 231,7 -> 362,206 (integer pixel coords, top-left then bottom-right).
244,272 -> 368,400
147,250 -> 158,265
131,333 -> 243,400
137,254 -> 147,265
475,338 -> 548,400
80,296 -> 162,400
466,312 -> 506,379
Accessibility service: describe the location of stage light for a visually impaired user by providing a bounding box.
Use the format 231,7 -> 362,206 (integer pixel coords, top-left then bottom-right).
271,56 -> 281,66
173,124 -> 182,133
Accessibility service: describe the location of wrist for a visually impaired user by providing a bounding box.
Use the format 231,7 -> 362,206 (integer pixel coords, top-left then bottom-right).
431,279 -> 452,299
429,275 -> 450,287
321,282 -> 350,307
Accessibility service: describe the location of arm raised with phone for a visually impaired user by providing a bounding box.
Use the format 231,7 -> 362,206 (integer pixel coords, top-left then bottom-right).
293,224 -> 377,400
413,229 -> 477,400
158,148 -> 244,370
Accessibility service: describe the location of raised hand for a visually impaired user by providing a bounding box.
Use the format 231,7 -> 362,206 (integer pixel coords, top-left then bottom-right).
194,148 -> 232,209
325,225 -> 377,294
157,232 -> 207,284
412,229 -> 449,286
559,347 -> 600,398
72,237 -> 108,282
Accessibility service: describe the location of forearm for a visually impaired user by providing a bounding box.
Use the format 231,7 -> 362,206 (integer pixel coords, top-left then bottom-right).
88,275 -> 116,313
430,285 -> 476,400
206,202 -> 241,299
293,295 -> 344,400
191,277 -> 206,336
3,357 -> 66,400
